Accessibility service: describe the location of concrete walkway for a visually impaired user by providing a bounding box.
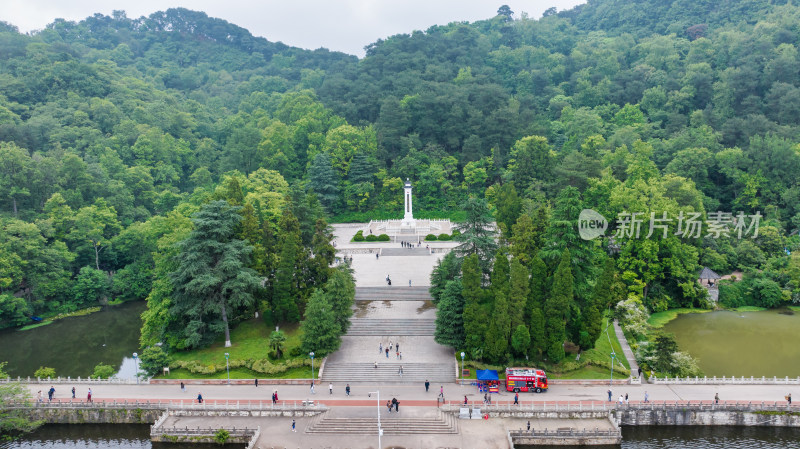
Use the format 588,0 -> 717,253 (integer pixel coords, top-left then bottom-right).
613,320 -> 639,376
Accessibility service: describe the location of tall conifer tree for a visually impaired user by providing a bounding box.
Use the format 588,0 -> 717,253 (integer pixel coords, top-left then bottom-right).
545,250 -> 573,362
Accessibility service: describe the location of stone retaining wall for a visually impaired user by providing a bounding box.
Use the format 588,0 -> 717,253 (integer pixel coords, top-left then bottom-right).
150,378 -> 314,386
23,407 -> 163,424
615,408 -> 800,427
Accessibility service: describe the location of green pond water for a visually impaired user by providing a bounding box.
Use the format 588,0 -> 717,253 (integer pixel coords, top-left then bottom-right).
662,309 -> 800,377
0,301 -> 146,379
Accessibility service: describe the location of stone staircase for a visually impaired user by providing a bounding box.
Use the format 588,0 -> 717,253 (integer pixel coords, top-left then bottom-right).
355,286 -> 433,301
346,318 -> 436,336
306,411 -> 458,434
321,362 -> 454,383
380,247 -> 431,256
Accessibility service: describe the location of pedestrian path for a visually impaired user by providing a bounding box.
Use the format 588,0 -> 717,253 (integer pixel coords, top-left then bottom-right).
613,320 -> 639,376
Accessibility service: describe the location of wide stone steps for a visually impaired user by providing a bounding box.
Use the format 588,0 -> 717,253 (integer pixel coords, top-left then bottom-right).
355,286 -> 433,301
346,318 -> 436,336
306,413 -> 458,435
321,362 -> 454,383
380,247 -> 431,256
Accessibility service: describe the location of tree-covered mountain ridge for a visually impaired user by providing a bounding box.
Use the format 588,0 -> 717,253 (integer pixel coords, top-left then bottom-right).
1,0 -> 800,335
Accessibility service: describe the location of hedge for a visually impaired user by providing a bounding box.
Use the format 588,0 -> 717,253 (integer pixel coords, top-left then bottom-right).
365,234 -> 379,242
378,234 -> 391,241
438,233 -> 450,240
425,234 -> 437,241
171,357 -> 311,375
353,230 -> 365,242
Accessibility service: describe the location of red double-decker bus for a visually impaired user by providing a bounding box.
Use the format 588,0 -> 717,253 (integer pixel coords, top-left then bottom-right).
505,367 -> 548,393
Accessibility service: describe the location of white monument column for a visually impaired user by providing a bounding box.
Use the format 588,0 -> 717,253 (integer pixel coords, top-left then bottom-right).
403,178 -> 415,226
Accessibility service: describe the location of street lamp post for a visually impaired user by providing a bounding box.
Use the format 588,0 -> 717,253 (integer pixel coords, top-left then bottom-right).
610,350 -> 616,386
460,352 -> 465,385
225,352 -> 230,385
309,352 -> 315,382
368,390 -> 382,449
132,352 -> 138,384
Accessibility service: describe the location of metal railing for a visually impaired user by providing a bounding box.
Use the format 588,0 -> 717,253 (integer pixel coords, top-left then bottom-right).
650,375 -> 800,385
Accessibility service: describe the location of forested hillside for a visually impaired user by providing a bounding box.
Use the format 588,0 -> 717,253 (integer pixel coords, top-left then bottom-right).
1,0 -> 800,351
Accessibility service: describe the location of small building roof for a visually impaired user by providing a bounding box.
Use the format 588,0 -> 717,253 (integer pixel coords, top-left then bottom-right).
698,267 -> 721,280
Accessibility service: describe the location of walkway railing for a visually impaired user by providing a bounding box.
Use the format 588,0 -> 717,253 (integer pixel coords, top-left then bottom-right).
4,399 -> 328,412
151,425 -> 258,437
650,375 -> 800,385
442,400 -> 797,413
509,428 -> 621,438
0,376 -> 147,385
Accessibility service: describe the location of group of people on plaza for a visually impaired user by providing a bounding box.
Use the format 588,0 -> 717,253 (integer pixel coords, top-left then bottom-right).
379,341 -> 403,360
36,386 -> 91,403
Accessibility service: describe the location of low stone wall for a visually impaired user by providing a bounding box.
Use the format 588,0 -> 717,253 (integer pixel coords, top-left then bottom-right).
22,406 -> 162,424
649,375 -> 800,385
615,407 -> 800,427
169,408 -> 324,418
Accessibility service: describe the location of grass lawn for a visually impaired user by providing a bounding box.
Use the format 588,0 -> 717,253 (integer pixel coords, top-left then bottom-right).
160,365 -> 313,380
789,306 -> 800,312
550,365 -> 630,380
577,316 -> 630,371
162,317 -> 308,379
648,308 -> 711,328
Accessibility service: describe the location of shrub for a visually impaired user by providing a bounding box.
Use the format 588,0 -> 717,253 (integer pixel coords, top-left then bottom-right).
92,363 -> 115,379
437,233 -> 450,240
353,230 -> 365,242
378,234 -> 391,241
425,234 -> 437,241
139,346 -> 172,377
451,229 -> 461,237
34,367 -> 56,379
365,234 -> 379,242
214,429 -> 230,444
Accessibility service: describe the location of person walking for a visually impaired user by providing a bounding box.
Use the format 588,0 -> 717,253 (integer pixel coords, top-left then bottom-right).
527,420 -> 531,431
398,365 -> 404,377
440,386 -> 444,398
329,383 -> 333,395
374,361 -> 378,369
514,393 -> 519,405
715,393 -> 719,404
196,392 -> 202,404
387,400 -> 393,413
644,391 -> 649,403
464,395 -> 468,405
385,347 -> 389,358
271,392 -> 276,404
71,387 -> 76,399
425,380 -> 430,392
346,384 -> 351,396
607,389 -> 612,402
379,342 -> 383,354
396,343 -> 400,352
48,386 -> 55,402
292,419 -> 296,432
87,388 -> 93,403
787,393 -> 792,405
625,393 -> 629,404
37,391 -> 43,403
180,382 -> 185,392
409,279 -> 412,287
310,381 -> 315,394
395,399 -> 400,412
396,350 -> 399,359
483,393 -> 488,404
254,378 -> 258,388
618,395 -> 624,405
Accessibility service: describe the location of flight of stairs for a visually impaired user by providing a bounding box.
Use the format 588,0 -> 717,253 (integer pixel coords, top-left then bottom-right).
306,412 -> 458,434
346,318 -> 436,336
321,362 -> 454,383
354,286 -> 434,301
380,247 -> 431,256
